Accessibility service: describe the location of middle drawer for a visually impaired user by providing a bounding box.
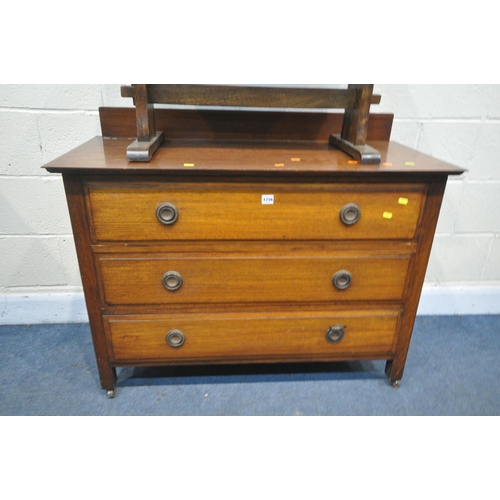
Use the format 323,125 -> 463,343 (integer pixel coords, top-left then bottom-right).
98,254 -> 412,306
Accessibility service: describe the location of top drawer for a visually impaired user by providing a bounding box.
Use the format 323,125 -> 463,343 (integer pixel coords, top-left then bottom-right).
86,182 -> 426,243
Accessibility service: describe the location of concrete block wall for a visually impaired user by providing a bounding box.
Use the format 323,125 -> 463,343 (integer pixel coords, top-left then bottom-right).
375,86 -> 500,298
1,84 -> 499,323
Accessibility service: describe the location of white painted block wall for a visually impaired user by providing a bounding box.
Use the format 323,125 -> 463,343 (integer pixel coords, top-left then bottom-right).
1,84 -> 499,323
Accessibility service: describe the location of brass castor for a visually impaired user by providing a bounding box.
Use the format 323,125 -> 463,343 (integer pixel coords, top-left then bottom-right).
106,389 -> 116,399
391,380 -> 401,389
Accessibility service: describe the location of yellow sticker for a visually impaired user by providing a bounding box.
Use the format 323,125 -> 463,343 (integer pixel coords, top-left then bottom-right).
398,197 -> 409,206
405,161 -> 415,166
291,158 -> 301,162
184,163 -> 195,167
274,163 -> 285,168
383,212 -> 393,219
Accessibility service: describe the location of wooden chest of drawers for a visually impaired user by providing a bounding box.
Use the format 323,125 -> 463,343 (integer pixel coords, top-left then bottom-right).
44,108 -> 464,397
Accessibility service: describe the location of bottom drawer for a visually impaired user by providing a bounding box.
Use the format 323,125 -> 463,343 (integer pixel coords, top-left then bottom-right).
105,311 -> 400,363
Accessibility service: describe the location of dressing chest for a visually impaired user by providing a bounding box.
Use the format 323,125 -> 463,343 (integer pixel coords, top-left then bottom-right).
43,85 -> 464,397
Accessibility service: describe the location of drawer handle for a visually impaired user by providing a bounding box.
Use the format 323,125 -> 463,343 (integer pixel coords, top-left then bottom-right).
162,271 -> 183,291
326,325 -> 345,344
166,329 -> 186,348
340,203 -> 361,225
332,270 -> 352,290
156,203 -> 178,225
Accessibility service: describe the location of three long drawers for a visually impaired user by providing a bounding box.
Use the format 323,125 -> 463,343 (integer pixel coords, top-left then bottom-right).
86,180 -> 423,366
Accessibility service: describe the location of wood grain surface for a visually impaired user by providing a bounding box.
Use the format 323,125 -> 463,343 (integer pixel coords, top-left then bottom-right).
44,136 -> 464,177
86,182 -> 426,243
62,176 -> 117,390
106,310 -> 399,363
98,254 -> 411,306
120,85 -> 381,109
100,108 -> 389,142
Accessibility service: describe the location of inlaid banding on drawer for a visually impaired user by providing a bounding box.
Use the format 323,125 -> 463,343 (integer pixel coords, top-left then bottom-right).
106,311 -> 400,362
86,183 -> 426,242
98,254 -> 411,306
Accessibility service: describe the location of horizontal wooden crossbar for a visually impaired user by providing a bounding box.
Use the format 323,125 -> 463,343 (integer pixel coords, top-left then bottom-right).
121,85 -> 381,109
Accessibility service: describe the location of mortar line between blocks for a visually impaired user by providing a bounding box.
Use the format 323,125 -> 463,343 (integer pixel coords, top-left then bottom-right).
0,107 -> 100,115
0,234 -> 74,239
481,239 -> 495,281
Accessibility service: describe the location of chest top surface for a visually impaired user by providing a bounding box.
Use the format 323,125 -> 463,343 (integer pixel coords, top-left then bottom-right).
44,136 -> 464,178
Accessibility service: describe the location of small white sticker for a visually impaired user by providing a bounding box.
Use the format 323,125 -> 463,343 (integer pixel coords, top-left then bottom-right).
262,194 -> 274,205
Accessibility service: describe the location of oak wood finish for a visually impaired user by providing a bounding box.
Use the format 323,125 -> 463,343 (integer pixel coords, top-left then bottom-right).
86,182 -> 426,243
43,108 -> 465,394
97,254 -> 411,306
133,84 -> 156,141
328,85 -> 383,164
121,84 -> 381,109
385,180 -> 448,383
105,310 -> 400,363
62,176 -> 117,390
44,138 -> 462,178
342,84 -> 374,145
120,85 -> 382,162
99,108 -> 393,142
125,85 -> 165,161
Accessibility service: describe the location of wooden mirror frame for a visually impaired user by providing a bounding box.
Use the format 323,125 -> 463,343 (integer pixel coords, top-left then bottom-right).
120,84 -> 382,164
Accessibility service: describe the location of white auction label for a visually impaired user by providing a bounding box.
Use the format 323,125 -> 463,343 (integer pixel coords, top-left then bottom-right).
261,194 -> 274,205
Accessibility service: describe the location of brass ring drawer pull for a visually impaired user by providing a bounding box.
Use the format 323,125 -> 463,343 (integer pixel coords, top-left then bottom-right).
156,203 -> 178,225
332,270 -> 352,290
326,325 -> 345,343
162,271 -> 183,291
166,329 -> 186,348
340,203 -> 361,225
